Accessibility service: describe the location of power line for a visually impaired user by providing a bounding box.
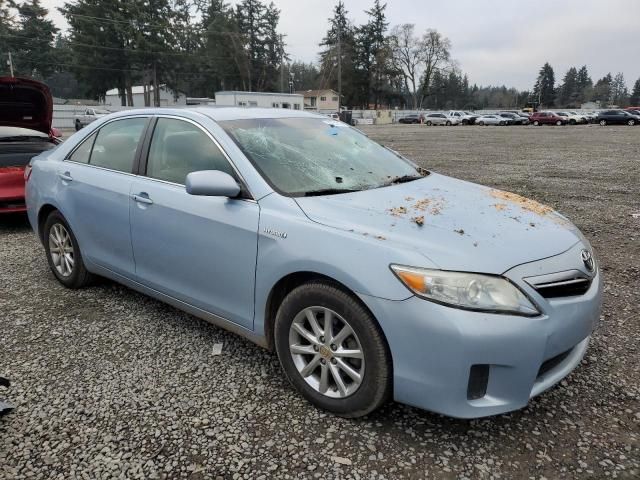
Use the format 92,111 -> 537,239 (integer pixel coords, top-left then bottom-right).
0,32 -> 235,60
13,59 -> 241,78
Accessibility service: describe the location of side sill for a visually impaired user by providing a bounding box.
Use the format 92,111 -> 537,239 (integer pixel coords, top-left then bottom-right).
89,264 -> 269,349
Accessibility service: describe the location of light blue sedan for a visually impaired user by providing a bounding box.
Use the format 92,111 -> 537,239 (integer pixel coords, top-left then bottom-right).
25,108 -> 602,418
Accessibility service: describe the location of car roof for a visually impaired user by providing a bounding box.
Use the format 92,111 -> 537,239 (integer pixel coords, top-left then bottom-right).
104,107 -> 325,122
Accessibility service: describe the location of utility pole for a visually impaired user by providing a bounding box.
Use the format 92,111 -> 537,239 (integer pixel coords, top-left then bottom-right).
7,52 -> 14,77
337,22 -> 342,111
153,61 -> 159,107
279,34 -> 285,93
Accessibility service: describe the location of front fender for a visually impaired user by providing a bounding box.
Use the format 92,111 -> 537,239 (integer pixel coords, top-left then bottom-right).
253,194 -> 429,335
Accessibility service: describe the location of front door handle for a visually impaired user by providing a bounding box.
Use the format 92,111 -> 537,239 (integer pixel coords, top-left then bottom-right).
132,193 -> 153,205
58,172 -> 73,182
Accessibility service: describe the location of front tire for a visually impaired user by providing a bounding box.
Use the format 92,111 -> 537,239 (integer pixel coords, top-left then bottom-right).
599,119 -> 607,126
274,282 -> 392,418
628,119 -> 636,126
445,121 -> 451,126
44,211 -> 93,288
556,120 -> 563,126
478,121 -> 484,126
533,120 -> 540,126
425,121 -> 432,126
75,120 -> 81,131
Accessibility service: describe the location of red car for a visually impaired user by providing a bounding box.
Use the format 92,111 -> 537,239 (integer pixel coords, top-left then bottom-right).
529,111 -> 569,126
0,77 -> 61,214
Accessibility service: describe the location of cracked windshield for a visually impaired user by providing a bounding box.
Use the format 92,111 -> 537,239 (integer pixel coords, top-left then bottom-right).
221,117 -> 423,196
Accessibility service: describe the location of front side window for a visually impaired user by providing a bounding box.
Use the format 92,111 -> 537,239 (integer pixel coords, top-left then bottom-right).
221,117 -> 422,196
89,118 -> 147,173
146,118 -> 234,185
68,131 -> 97,164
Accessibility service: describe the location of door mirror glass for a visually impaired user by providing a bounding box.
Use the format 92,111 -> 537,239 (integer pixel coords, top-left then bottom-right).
185,170 -> 241,197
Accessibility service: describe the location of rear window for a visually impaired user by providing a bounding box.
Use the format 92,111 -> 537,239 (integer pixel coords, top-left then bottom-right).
89,118 -> 147,173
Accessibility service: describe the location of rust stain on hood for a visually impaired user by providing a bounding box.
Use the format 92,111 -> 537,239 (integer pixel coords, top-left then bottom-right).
489,189 -> 554,216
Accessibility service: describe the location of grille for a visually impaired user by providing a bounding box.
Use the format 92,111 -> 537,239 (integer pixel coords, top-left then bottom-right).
525,270 -> 592,299
537,348 -> 572,378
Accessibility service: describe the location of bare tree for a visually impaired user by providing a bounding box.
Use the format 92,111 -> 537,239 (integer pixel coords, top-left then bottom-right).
419,29 -> 451,108
389,24 -> 423,109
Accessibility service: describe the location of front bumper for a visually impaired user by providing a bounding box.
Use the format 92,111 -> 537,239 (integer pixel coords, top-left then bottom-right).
359,245 -> 603,418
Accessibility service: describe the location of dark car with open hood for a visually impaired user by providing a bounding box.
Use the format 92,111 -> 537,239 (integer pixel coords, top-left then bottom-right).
0,77 -> 61,214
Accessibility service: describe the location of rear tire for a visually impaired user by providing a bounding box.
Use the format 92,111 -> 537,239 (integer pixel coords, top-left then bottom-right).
75,120 -> 81,131
274,281 -> 392,418
478,121 -> 484,126
570,119 -> 576,125
43,211 -> 93,289
556,120 -> 563,126
445,121 -> 451,126
599,119 -> 607,126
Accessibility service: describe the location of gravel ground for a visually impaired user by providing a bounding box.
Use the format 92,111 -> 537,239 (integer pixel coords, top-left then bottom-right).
1,124 -> 638,479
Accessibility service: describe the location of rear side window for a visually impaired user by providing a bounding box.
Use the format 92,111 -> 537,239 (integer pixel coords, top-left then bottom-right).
146,118 -> 234,185
89,118 -> 147,173
68,131 -> 97,164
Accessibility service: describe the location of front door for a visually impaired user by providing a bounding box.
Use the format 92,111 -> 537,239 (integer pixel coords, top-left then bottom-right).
129,117 -> 259,329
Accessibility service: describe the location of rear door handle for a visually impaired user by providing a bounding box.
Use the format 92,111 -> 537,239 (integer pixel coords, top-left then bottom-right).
58,172 -> 73,182
132,193 -> 153,205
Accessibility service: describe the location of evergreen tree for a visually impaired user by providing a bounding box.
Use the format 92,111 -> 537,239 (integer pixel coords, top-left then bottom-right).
610,72 -> 629,107
532,62 -> 555,107
355,0 -> 390,108
630,78 -> 640,106
318,1 -> 358,107
0,0 -> 16,73
288,61 -> 319,91
557,67 -> 578,107
593,73 -> 613,106
201,0 -> 247,93
11,0 -> 59,79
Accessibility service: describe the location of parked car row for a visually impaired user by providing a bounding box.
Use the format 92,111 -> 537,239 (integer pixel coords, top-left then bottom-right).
398,108 -> 640,127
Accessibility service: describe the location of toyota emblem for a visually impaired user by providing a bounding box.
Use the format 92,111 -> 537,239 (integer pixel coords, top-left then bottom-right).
581,249 -> 595,272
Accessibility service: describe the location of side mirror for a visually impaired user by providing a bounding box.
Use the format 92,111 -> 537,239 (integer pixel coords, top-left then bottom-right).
185,170 -> 241,198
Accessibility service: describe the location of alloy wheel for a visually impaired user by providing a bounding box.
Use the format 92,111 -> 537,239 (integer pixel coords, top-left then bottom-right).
288,306 -> 365,399
49,223 -> 75,277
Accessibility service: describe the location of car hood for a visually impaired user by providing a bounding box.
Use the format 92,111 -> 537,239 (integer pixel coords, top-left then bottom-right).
295,173 -> 581,274
0,77 -> 53,135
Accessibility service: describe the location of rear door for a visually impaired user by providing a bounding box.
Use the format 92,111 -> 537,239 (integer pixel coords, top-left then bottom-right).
129,116 -> 259,328
59,116 -> 150,276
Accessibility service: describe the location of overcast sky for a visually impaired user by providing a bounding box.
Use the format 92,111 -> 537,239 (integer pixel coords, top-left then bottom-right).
43,0 -> 640,91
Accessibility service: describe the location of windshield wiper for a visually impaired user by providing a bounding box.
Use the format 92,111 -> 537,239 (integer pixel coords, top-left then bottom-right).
388,174 -> 424,185
303,188 -> 360,197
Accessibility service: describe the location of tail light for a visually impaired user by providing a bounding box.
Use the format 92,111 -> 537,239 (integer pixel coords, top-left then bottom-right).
24,164 -> 33,182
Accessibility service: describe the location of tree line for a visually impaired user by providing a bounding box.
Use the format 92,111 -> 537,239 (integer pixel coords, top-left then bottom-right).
1,0 -> 639,109
533,62 -> 640,108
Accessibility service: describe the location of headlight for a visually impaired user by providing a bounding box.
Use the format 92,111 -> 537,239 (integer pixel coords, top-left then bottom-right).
390,265 -> 540,316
